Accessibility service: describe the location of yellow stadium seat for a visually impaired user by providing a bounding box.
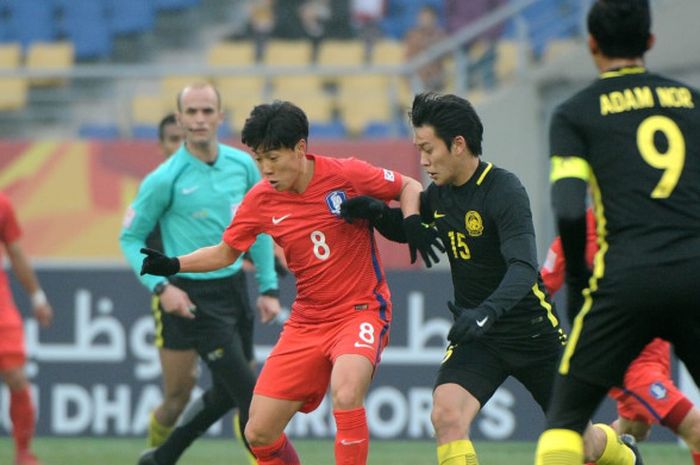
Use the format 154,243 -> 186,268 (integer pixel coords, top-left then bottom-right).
263,40 -> 312,66
494,40 -> 519,83
0,78 -> 28,111
131,95 -> 168,125
270,77 -> 333,123
228,96 -> 264,134
216,76 -> 266,113
336,75 -> 394,135
317,39 -> 366,66
371,39 -> 405,65
207,41 -> 255,67
543,39 -> 578,63
26,41 -> 74,86
0,43 -> 21,69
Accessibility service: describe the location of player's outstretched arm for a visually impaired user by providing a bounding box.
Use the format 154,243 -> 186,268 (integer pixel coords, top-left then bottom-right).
141,242 -> 242,276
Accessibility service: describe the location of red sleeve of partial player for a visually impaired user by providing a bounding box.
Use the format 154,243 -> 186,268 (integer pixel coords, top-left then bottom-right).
341,158 -> 403,201
0,192 -> 21,245
540,237 -> 565,295
222,185 -> 264,252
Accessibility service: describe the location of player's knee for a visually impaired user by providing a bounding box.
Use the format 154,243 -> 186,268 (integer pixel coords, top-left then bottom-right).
244,422 -> 275,447
331,384 -> 364,410
431,402 -> 467,436
162,387 -> 192,413
680,415 -> 700,451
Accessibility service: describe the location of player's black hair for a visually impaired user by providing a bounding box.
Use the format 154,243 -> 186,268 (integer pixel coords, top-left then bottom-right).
410,92 -> 483,156
241,100 -> 309,152
587,0 -> 651,58
158,113 -> 177,142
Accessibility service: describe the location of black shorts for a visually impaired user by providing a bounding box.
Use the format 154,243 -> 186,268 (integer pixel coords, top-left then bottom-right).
561,258 -> 700,389
435,327 -> 565,410
152,272 -> 255,362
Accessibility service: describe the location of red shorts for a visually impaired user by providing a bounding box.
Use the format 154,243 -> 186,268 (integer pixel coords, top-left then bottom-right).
609,344 -> 690,428
255,311 -> 390,413
0,324 -> 26,371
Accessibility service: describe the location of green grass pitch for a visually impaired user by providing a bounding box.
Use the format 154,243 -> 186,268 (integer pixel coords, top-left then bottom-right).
0,437 -> 691,464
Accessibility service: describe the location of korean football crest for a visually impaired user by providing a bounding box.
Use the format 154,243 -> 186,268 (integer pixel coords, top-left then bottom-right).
326,191 -> 347,216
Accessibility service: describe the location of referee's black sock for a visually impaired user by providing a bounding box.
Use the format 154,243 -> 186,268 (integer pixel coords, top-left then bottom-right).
154,387 -> 233,465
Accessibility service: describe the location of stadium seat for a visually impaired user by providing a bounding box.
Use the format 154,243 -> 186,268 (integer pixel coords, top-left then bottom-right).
317,40 -> 366,67
0,42 -> 27,111
26,41 -> 75,87
207,41 -> 256,67
131,95 -> 168,126
107,0 -> 156,35
310,120 -> 346,139
6,0 -> 56,49
371,39 -> 405,66
263,40 -> 312,66
216,76 -> 266,113
161,76 -> 208,105
337,75 -> 394,134
78,123 -> 121,139
132,124 -> 159,139
494,40 -> 520,83
60,0 -> 113,59
0,78 -> 28,111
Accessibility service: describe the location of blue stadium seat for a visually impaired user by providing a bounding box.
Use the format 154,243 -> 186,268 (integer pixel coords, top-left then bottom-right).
107,0 -> 156,35
154,0 -> 200,11
132,124 -> 159,139
60,0 -> 113,59
310,120 -> 347,139
79,123 -> 121,139
6,0 -> 56,49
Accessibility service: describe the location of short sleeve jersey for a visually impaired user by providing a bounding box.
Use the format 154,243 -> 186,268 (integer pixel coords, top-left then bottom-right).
223,154 -> 403,324
0,192 -> 22,326
421,162 -> 559,339
550,68 -> 700,270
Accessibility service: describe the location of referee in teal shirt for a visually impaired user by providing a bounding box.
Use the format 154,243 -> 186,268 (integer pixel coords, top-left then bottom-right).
120,82 -> 279,465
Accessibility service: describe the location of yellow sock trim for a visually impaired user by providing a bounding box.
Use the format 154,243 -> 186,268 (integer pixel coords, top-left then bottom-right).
436,439 -> 478,465
147,412 -> 173,447
535,429 -> 583,465
233,412 -> 258,465
595,423 -> 634,465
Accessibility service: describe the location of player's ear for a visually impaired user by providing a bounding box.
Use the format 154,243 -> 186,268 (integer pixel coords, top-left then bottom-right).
646,33 -> 655,53
587,35 -> 599,56
295,138 -> 307,155
451,135 -> 467,156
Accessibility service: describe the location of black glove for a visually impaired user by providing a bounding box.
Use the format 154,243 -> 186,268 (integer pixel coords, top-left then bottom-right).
446,301 -> 497,345
340,196 -> 388,224
403,215 -> 445,268
140,247 -> 180,276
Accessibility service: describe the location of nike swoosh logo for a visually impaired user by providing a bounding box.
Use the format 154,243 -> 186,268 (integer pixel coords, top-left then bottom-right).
476,316 -> 489,328
354,342 -> 373,349
434,212 -> 446,219
272,214 -> 291,225
181,186 -> 199,195
340,439 -> 367,446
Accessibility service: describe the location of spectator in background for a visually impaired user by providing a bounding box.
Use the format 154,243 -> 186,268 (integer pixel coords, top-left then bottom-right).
298,0 -> 332,61
350,0 -> 385,60
246,0 -> 276,61
404,5 -> 447,91
0,192 -> 54,465
444,0 -> 507,90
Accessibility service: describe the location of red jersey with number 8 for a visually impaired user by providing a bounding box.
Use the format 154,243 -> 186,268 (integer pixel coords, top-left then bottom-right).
223,154 -> 403,324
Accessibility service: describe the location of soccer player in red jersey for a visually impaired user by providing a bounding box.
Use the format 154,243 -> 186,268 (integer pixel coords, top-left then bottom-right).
0,192 -> 53,465
139,100 -> 439,465
541,209 -> 700,464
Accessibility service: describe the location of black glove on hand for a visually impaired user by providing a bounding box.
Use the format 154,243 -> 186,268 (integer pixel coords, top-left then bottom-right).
140,247 -> 180,276
340,196 -> 388,224
403,215 -> 445,268
446,301 -> 497,345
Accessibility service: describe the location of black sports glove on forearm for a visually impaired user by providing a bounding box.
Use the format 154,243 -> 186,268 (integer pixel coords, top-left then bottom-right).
340,196 -> 408,242
446,301 -> 497,345
558,215 -> 591,324
140,247 -> 180,276
403,215 -> 445,268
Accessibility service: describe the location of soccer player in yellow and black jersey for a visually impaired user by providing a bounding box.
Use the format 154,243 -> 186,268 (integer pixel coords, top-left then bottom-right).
535,1 -> 700,464
341,92 -> 639,465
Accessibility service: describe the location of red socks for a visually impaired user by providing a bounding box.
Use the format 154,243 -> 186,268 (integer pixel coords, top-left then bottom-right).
692,451 -> 700,465
250,433 -> 300,465
10,387 -> 35,453
334,407 -> 369,465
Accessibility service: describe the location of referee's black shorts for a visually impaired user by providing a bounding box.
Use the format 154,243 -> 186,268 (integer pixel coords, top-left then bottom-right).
561,258 -> 700,390
435,325 -> 564,410
151,272 -> 255,362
